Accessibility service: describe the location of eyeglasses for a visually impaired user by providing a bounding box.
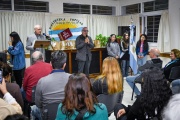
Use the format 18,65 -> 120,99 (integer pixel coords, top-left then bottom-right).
83,30 -> 88,32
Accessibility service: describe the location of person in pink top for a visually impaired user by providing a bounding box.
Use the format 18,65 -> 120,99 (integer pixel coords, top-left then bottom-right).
135,34 -> 149,73
23,51 -> 52,102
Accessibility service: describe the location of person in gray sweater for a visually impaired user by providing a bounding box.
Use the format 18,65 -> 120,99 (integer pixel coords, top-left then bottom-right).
106,34 -> 121,69
106,34 -> 121,59
33,50 -> 70,119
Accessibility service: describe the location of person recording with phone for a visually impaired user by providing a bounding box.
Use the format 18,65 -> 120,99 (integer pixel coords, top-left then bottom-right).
26,25 -> 46,64
0,61 -> 24,110
75,27 -> 94,77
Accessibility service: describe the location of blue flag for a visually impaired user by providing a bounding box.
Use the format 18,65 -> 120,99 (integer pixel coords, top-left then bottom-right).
129,24 -> 138,74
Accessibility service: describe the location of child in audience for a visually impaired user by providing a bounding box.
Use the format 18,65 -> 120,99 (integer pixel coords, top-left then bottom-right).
56,73 -> 108,120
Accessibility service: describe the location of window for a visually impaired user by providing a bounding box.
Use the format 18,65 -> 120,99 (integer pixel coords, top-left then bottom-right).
14,0 -> 49,12
63,3 -> 90,14
92,5 -> 115,15
0,0 -> 11,10
146,15 -> 161,42
122,3 -> 141,15
144,0 -> 168,12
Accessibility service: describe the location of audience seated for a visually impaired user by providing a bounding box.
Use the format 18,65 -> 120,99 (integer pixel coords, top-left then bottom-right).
55,73 -> 108,120
162,94 -> 180,120
23,51 -> 52,103
114,67 -> 172,120
35,50 -> 70,119
163,49 -> 180,82
0,78 -> 23,119
92,57 -> 123,96
126,48 -> 162,95
0,62 -> 24,109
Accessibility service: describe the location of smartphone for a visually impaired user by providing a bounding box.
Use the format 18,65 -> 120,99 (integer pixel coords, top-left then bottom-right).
0,69 -> 2,83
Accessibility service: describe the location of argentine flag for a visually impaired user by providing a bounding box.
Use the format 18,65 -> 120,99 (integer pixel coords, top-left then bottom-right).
129,24 -> 138,74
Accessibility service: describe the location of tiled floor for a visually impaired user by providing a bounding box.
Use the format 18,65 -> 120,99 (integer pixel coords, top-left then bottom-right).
108,78 -> 141,120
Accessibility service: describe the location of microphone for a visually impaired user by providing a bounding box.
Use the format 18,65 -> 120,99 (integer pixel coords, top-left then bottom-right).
43,33 -> 51,40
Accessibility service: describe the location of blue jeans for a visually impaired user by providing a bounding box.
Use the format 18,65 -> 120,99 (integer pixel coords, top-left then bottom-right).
31,105 -> 42,120
126,74 -> 141,95
137,55 -> 147,73
121,60 -> 130,77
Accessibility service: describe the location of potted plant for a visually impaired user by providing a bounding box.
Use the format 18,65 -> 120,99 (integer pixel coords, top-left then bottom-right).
116,35 -> 122,45
95,34 -> 108,47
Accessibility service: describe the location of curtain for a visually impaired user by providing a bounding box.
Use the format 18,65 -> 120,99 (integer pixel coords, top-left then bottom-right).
92,15 -> 118,39
0,11 -> 45,52
0,11 -> 118,51
118,14 -> 140,43
157,11 -> 170,52
0,12 -> 13,51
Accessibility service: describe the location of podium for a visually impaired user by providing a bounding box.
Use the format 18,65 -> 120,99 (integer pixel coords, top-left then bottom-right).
33,40 -> 51,62
33,40 -> 51,49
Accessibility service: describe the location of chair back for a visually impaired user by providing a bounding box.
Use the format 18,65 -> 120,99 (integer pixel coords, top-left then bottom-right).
31,86 -> 36,104
97,92 -> 122,115
169,66 -> 180,80
42,102 -> 60,120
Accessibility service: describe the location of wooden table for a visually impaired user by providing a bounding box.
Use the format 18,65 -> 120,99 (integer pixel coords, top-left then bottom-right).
45,48 -> 108,78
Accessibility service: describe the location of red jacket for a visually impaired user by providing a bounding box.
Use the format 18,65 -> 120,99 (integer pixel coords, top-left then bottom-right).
23,61 -> 52,102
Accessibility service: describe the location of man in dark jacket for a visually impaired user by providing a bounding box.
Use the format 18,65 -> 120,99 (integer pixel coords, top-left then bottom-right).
126,48 -> 162,95
75,27 -> 94,77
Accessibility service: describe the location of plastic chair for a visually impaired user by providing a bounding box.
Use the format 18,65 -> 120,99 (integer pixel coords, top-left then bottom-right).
97,92 -> 123,116
42,102 -> 60,120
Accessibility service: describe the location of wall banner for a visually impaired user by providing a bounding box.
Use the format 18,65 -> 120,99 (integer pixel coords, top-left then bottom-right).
49,18 -> 84,41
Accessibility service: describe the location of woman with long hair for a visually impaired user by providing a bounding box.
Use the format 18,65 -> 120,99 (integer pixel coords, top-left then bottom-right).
8,31 -> 25,88
120,32 -> 129,77
136,34 -> 149,72
55,73 -> 108,120
106,34 -> 121,60
114,67 -> 172,120
92,57 -> 123,96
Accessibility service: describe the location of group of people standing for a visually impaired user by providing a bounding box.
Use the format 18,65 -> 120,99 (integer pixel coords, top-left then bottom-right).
106,32 -> 149,78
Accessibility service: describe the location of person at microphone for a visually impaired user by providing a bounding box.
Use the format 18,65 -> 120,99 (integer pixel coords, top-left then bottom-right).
75,27 -> 94,77
26,24 -> 46,64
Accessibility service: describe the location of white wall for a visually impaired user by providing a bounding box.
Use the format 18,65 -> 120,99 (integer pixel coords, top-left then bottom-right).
33,0 -> 119,15
169,0 -> 180,50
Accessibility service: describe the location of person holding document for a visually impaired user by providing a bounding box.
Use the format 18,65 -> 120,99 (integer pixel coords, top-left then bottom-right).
26,25 -> 46,64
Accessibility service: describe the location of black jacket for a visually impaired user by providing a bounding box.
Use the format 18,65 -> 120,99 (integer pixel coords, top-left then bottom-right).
163,58 -> 180,82
75,35 -> 94,61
